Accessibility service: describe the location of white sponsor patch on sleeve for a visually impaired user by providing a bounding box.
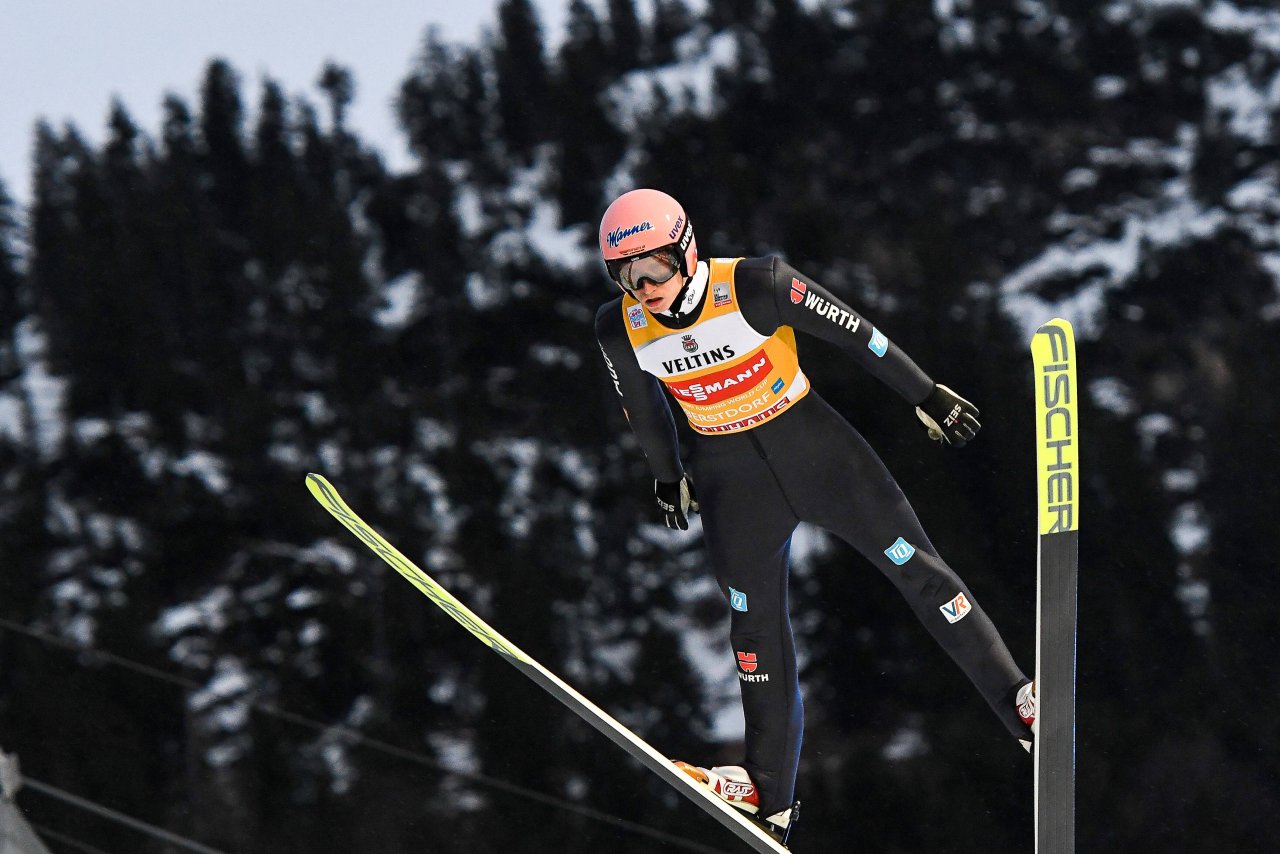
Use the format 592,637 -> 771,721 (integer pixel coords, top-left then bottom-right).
939,592 -> 972,624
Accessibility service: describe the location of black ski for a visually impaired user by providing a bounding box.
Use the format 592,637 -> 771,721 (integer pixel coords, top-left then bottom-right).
1030,319 -> 1080,854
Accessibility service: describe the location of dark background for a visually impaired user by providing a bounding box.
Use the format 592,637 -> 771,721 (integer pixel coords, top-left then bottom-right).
2,1 -> 1278,851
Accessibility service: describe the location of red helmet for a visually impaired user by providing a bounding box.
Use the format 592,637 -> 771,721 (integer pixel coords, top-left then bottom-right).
599,189 -> 697,285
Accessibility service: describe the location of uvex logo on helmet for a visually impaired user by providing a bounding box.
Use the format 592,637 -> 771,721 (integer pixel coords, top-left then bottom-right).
607,221 -> 654,249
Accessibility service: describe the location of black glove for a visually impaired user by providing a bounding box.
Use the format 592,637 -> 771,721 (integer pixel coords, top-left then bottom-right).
655,475 -> 700,530
915,384 -> 981,447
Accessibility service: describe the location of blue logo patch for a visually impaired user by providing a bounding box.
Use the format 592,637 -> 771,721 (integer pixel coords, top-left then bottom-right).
771,378 -> 785,395
627,304 -> 647,329
884,537 -> 915,566
729,587 -> 749,612
868,327 -> 888,358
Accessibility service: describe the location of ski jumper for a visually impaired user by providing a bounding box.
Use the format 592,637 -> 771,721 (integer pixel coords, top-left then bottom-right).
595,256 -> 1028,815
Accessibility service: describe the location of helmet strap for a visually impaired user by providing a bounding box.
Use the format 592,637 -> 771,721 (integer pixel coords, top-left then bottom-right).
666,275 -> 693,319
664,261 -> 706,320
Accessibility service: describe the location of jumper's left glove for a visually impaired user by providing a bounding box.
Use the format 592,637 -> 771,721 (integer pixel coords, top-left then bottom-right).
915,384 -> 981,448
655,475 -> 700,530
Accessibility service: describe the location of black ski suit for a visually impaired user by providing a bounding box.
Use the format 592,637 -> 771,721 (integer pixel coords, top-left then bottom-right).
595,256 -> 1029,815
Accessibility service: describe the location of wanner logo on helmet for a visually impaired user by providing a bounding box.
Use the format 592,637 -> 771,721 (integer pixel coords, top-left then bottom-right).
607,220 -> 654,248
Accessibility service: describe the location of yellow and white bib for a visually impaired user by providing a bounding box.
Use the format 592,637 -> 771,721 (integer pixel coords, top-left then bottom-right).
623,258 -> 810,435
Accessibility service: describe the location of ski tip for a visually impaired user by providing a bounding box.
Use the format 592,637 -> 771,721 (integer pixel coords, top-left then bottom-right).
304,473 -> 332,500
1033,317 -> 1074,337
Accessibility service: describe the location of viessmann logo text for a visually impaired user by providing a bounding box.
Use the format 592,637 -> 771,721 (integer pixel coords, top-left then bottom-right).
667,351 -> 773,404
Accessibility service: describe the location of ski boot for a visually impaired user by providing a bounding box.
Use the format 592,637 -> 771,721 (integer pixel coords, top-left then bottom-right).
673,761 -> 800,846
1017,680 -> 1037,753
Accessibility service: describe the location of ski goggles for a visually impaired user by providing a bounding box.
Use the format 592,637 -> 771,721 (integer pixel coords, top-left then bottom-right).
607,246 -> 682,293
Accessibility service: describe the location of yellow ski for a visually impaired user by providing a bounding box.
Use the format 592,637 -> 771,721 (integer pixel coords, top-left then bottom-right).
305,473 -> 792,853
1030,319 -> 1079,854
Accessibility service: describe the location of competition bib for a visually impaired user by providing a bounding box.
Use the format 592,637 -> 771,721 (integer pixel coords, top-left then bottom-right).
623,258 -> 809,435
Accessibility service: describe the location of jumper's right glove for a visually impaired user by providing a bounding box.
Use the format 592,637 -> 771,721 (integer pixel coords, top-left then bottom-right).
655,475 -> 700,530
915,384 -> 981,448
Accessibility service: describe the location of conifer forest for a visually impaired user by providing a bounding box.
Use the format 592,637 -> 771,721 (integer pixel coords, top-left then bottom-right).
2,1 -> 1278,852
